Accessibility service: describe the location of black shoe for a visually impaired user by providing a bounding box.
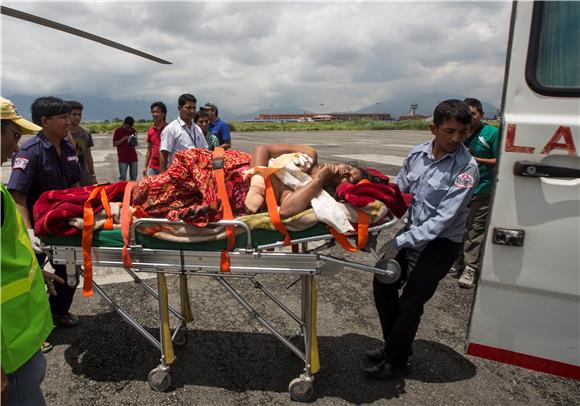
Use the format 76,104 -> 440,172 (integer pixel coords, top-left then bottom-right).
364,360 -> 409,380
366,344 -> 388,362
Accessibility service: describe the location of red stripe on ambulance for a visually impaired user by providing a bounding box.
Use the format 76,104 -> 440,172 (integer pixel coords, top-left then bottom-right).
467,342 -> 580,381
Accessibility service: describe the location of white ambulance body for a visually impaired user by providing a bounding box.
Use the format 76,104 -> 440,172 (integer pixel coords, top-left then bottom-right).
466,1 -> 580,380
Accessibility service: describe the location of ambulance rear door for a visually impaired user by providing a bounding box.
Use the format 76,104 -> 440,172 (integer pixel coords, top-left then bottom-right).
466,1 -> 580,380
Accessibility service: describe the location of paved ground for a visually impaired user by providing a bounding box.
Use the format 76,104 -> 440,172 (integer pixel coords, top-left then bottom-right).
2,130 -> 579,405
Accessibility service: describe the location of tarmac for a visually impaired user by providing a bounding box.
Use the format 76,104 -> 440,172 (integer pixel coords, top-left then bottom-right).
2,130 -> 579,405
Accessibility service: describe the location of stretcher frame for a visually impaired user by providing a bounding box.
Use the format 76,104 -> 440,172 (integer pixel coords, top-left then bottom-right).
42,215 -> 399,402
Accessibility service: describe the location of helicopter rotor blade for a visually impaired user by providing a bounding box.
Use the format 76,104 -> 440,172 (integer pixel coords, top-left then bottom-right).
1,5 -> 172,65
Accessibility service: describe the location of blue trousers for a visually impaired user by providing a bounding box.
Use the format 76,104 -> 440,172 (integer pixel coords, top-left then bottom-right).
118,161 -> 138,181
6,350 -> 47,406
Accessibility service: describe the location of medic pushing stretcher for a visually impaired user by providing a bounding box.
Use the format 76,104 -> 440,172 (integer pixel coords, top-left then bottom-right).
35,144 -> 410,401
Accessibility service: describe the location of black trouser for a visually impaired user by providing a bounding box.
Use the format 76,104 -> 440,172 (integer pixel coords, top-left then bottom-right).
372,238 -> 460,366
36,253 -> 77,316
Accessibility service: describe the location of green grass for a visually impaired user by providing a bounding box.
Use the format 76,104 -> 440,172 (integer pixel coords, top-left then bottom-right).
85,122 -> 152,134
85,119 -> 499,134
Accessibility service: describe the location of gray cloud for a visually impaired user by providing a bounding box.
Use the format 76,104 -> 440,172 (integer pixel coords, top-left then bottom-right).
1,1 -> 511,114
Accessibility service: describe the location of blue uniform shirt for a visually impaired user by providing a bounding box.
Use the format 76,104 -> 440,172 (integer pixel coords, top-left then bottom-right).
208,118 -> 231,145
7,132 -> 81,220
393,140 -> 479,251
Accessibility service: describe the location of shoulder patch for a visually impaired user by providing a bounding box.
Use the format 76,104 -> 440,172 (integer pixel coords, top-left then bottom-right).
13,157 -> 29,170
454,172 -> 475,189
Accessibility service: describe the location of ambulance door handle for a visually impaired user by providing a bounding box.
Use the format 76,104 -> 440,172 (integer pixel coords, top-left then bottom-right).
514,161 -> 580,178
493,228 -> 525,247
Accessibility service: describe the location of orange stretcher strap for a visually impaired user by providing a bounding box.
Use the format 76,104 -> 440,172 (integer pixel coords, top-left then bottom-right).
328,179 -> 371,252
328,210 -> 369,252
121,181 -> 136,269
82,185 -> 114,297
264,176 -> 292,246
213,148 -> 235,272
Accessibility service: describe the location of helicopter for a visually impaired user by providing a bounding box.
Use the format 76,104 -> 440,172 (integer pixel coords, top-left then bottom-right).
1,5 -> 171,64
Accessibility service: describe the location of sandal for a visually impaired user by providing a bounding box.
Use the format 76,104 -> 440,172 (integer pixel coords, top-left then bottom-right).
52,312 -> 79,327
41,341 -> 53,354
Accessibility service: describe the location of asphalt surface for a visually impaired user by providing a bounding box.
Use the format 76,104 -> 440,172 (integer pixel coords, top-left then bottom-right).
3,130 -> 579,405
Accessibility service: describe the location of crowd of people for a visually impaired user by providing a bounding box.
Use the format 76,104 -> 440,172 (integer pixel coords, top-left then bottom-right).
109,94 -> 231,181
1,94 -> 497,402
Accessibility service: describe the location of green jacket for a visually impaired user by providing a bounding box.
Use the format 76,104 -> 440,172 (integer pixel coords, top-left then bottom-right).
1,184 -> 53,374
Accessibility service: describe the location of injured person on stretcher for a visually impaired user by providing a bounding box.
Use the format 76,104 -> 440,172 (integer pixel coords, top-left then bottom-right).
33,144 -> 409,239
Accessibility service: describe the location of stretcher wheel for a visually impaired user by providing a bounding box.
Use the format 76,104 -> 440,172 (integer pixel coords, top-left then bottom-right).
148,367 -> 171,392
173,327 -> 187,346
288,377 -> 314,402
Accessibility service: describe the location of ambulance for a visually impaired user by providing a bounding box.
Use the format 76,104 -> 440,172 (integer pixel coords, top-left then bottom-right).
466,1 -> 580,380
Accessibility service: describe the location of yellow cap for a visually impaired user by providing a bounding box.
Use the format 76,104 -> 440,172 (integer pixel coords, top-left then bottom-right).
1,96 -> 42,134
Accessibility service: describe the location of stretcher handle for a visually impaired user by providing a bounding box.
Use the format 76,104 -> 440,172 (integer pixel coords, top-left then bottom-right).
318,254 -> 401,281
129,218 -> 253,249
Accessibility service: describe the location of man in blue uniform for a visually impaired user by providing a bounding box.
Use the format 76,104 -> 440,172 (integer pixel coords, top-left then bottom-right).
7,96 -> 81,328
200,102 -> 231,150
365,99 -> 479,380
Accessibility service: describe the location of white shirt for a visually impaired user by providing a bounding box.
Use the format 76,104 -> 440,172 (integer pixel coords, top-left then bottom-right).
160,116 -> 208,165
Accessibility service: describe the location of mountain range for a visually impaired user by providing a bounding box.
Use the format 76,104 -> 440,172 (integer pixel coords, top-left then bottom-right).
6,92 -> 498,122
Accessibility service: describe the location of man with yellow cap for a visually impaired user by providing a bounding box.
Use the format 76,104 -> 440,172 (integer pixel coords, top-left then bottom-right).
1,96 -> 63,405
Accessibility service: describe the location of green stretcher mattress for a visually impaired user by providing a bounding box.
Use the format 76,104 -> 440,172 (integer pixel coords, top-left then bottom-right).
40,222 -> 330,252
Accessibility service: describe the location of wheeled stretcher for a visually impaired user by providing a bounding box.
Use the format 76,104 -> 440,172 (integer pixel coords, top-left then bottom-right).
40,215 -> 400,401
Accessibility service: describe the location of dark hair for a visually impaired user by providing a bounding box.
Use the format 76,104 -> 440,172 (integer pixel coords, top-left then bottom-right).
194,110 -> 210,123
31,96 -> 71,125
123,116 -> 135,126
66,100 -> 84,111
432,99 -> 471,126
360,168 -> 389,184
464,97 -> 484,115
178,93 -> 197,107
150,101 -> 167,114
336,161 -> 390,187
151,101 -> 167,121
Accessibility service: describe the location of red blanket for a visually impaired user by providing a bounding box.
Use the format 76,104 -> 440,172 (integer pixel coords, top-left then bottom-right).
33,182 -> 127,236
132,148 -> 250,227
336,180 -> 411,218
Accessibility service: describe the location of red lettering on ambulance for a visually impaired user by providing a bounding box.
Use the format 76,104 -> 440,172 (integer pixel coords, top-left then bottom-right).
505,124 -> 535,153
540,126 -> 577,156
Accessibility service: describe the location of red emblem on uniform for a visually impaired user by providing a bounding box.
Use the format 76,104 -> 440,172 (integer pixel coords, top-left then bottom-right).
454,172 -> 474,189
13,157 -> 29,170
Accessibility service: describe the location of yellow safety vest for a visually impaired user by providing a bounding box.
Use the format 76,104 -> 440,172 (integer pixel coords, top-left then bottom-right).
1,184 -> 53,374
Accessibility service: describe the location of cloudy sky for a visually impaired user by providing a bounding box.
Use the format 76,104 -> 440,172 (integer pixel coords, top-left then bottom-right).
1,1 -> 511,115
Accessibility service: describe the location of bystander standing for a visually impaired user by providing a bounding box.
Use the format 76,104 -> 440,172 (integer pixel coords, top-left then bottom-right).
194,110 -> 219,150
159,93 -> 208,172
142,101 -> 167,177
200,102 -> 231,150
66,100 -> 97,186
452,98 -> 499,288
112,116 -> 138,181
